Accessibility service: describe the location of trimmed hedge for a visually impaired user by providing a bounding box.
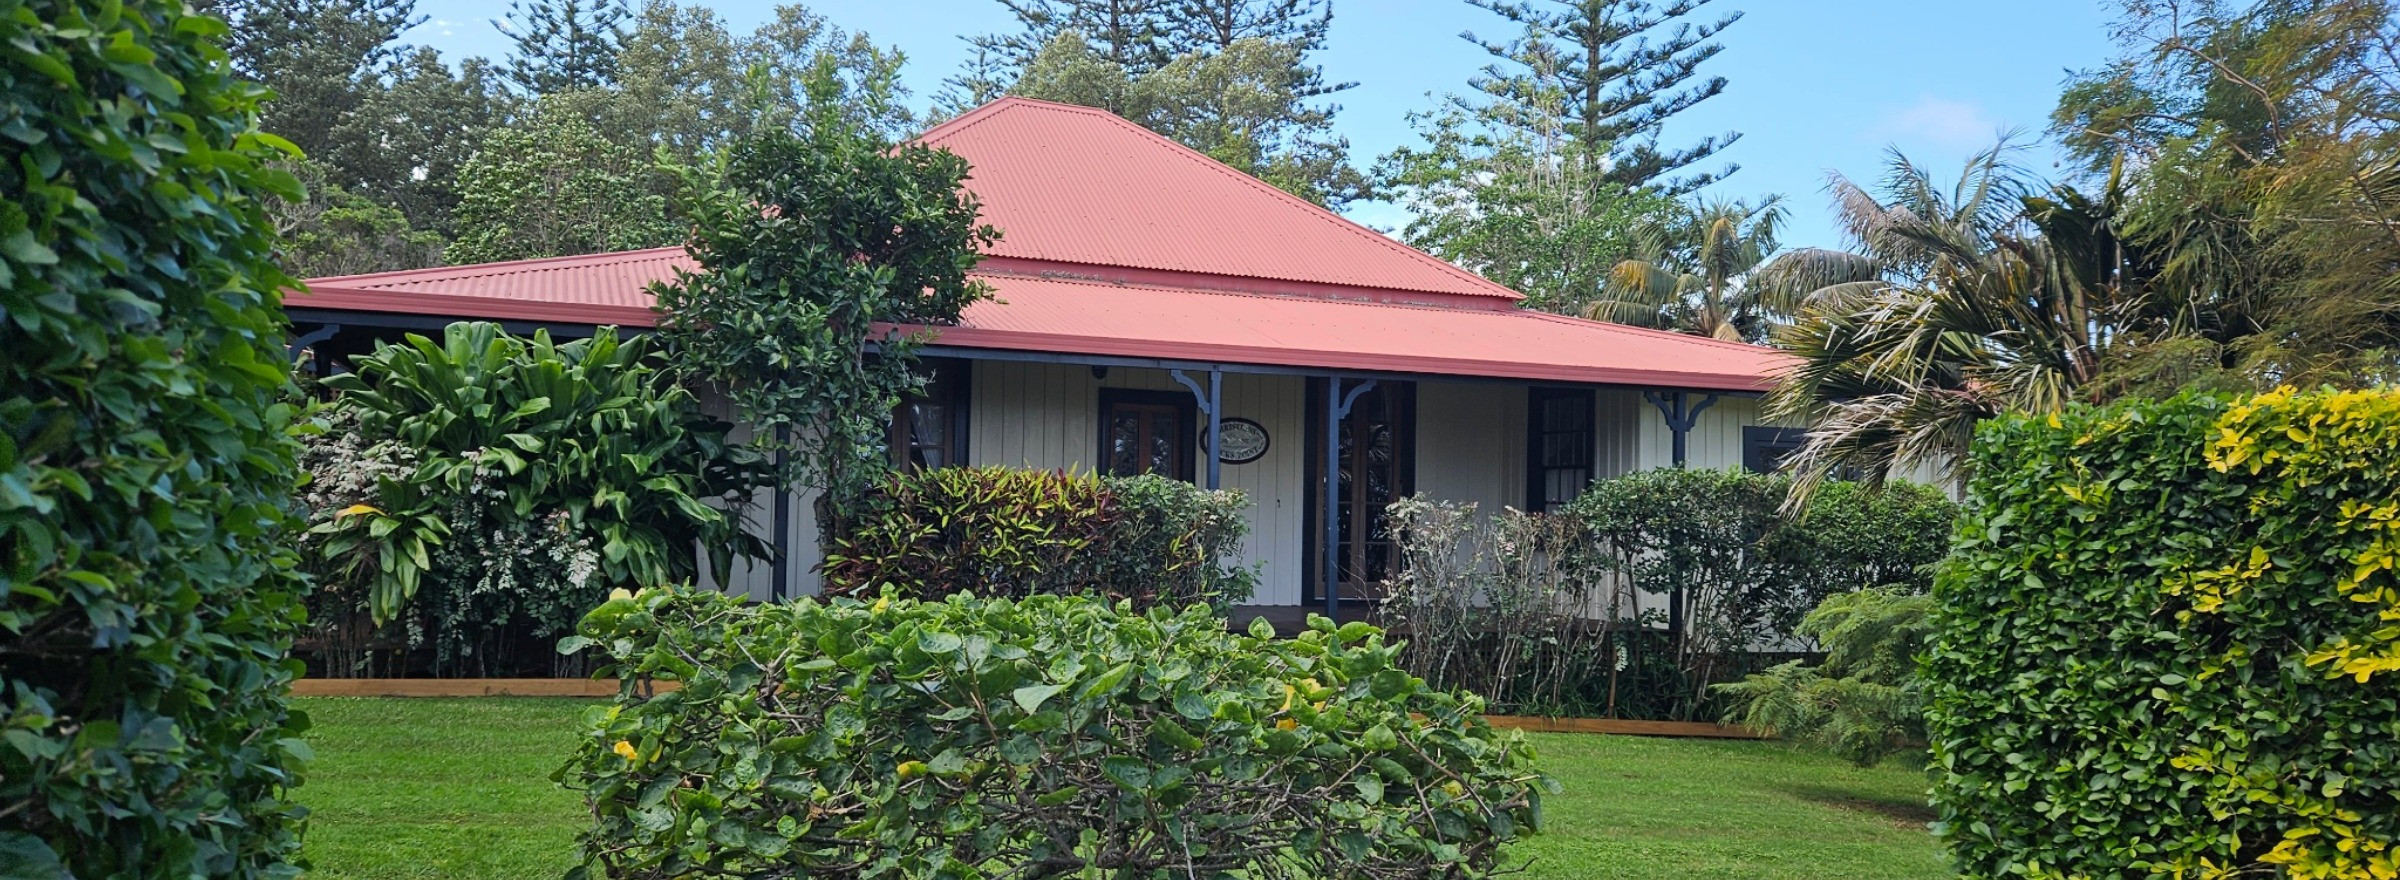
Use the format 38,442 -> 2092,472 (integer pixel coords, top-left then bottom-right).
1928,389 -> 2400,878
560,589 -> 1546,878
0,2 -> 312,875
822,467 -> 1255,610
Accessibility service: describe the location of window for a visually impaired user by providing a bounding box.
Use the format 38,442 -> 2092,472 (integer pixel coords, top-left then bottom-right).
1097,389 -> 1194,480
1526,388 -> 1596,512
1742,426 -> 1807,474
891,359 -> 970,471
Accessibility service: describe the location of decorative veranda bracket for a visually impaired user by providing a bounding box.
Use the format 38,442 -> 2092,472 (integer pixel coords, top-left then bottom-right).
1642,390 -> 1721,468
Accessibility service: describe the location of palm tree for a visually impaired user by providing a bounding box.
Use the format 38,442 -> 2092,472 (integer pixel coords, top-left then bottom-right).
1586,196 -> 1790,342
1758,142 -> 2173,497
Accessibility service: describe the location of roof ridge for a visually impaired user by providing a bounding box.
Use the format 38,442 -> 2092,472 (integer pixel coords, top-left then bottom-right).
964,270 -> 1598,320
308,246 -> 688,287
930,98 -> 1521,302
1073,110 -> 1524,301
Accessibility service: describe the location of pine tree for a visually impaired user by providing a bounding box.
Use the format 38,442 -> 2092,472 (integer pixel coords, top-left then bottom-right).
497,0 -> 630,94
971,0 -> 1174,79
1462,0 -> 1742,193
203,0 -> 420,156
1165,0 -> 1328,56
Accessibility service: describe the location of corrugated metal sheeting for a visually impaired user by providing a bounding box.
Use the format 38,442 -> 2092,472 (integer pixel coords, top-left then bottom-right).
919,98 -> 1519,303
287,97 -> 1791,393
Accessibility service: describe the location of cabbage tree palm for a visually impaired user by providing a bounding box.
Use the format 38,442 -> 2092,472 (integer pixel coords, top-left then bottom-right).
1586,196 -> 1790,341
1758,143 -> 2168,497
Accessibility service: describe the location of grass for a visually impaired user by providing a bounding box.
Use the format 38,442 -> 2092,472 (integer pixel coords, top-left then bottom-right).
295,697 -> 1948,879
296,698 -> 588,879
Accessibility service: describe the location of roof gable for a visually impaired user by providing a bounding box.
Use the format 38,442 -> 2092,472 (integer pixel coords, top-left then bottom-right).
918,97 -> 1520,304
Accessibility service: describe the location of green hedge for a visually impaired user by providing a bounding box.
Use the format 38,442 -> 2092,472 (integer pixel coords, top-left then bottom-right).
0,2 -> 311,875
822,466 -> 1255,610
1928,389 -> 2400,878
560,589 -> 1546,878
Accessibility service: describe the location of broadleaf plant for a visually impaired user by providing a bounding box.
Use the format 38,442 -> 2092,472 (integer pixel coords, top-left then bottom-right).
560,589 -> 1550,878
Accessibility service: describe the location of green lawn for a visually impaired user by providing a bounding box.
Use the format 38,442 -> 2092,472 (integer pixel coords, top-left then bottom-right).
295,697 -> 1948,879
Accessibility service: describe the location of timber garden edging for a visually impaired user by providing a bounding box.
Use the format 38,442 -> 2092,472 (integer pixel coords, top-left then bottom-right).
288,678 -> 1764,739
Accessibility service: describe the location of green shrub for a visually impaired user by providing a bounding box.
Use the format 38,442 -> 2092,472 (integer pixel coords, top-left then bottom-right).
307,322 -> 769,676
0,2 -> 312,874
1382,472 -> 1955,722
1928,389 -> 2400,878
822,466 -> 1255,610
1715,588 -> 1933,767
559,589 -> 1548,878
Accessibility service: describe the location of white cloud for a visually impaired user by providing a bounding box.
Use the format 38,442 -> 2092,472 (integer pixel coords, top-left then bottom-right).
1867,96 -> 2003,149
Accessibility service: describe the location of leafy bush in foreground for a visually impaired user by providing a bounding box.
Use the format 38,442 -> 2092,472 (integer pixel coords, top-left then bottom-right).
1929,389 -> 2400,878
0,2 -> 311,874
824,467 -> 1256,610
560,589 -> 1546,878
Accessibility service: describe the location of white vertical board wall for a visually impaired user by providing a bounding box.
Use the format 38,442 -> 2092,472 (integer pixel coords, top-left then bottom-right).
693,388 -> 825,600
1415,382 -> 1526,514
964,361 -> 1311,605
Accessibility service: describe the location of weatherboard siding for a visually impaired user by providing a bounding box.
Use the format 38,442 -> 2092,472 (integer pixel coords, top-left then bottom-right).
965,361 -> 1311,605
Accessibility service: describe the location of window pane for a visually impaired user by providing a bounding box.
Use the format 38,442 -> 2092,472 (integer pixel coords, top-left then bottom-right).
1108,413 -> 1142,476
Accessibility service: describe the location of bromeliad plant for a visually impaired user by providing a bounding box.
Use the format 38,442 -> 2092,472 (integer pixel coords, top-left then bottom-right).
306,322 -> 769,673
560,589 -> 1549,879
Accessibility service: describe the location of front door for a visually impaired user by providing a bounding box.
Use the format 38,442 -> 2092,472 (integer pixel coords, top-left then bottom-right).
1306,379 -> 1414,604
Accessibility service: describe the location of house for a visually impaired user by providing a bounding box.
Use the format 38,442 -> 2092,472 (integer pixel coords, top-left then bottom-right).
284,97 -> 1803,622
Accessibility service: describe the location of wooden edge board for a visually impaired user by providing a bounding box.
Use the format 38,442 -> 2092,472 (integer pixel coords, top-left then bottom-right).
288,681 -> 1766,740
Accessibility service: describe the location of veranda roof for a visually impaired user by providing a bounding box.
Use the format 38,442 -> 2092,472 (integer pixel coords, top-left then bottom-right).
289,97 -> 1789,393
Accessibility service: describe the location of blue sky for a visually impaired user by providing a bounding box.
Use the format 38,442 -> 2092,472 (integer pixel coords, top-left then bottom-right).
404,0 -> 2121,251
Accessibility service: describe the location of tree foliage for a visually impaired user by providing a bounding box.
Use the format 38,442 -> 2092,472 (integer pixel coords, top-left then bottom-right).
652,63 -> 999,524
1928,389 -> 2400,877
1759,143 -> 2191,496
444,96 -> 684,265
1590,195 -> 1788,340
270,156 -> 445,277
959,1 -> 1366,207
1458,0 -> 1743,194
0,1 -> 312,873
497,0 -> 630,94
2054,0 -> 2400,383
561,589 -> 1550,878
1766,0 -> 2400,495
613,1 -> 914,158
1378,99 -> 1675,315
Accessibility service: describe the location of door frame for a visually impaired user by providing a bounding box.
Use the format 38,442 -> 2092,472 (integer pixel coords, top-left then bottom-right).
1301,379 -> 1416,606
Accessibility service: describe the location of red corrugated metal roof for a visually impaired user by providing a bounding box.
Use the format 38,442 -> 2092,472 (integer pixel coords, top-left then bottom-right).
285,97 -> 1791,390
288,251 -> 1786,390
947,271 -> 1785,390
920,98 -> 1520,305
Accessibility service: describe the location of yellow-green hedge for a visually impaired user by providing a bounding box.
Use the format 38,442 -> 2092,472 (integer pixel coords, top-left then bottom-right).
1929,389 -> 2400,879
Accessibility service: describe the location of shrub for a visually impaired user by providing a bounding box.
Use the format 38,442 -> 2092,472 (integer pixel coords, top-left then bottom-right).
559,589 -> 1548,878
822,466 -> 1256,610
1715,588 -> 1933,766
1384,470 -> 1956,721
1927,389 -> 2400,878
1382,498 -> 1614,716
306,322 -> 769,676
0,2 -> 312,874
